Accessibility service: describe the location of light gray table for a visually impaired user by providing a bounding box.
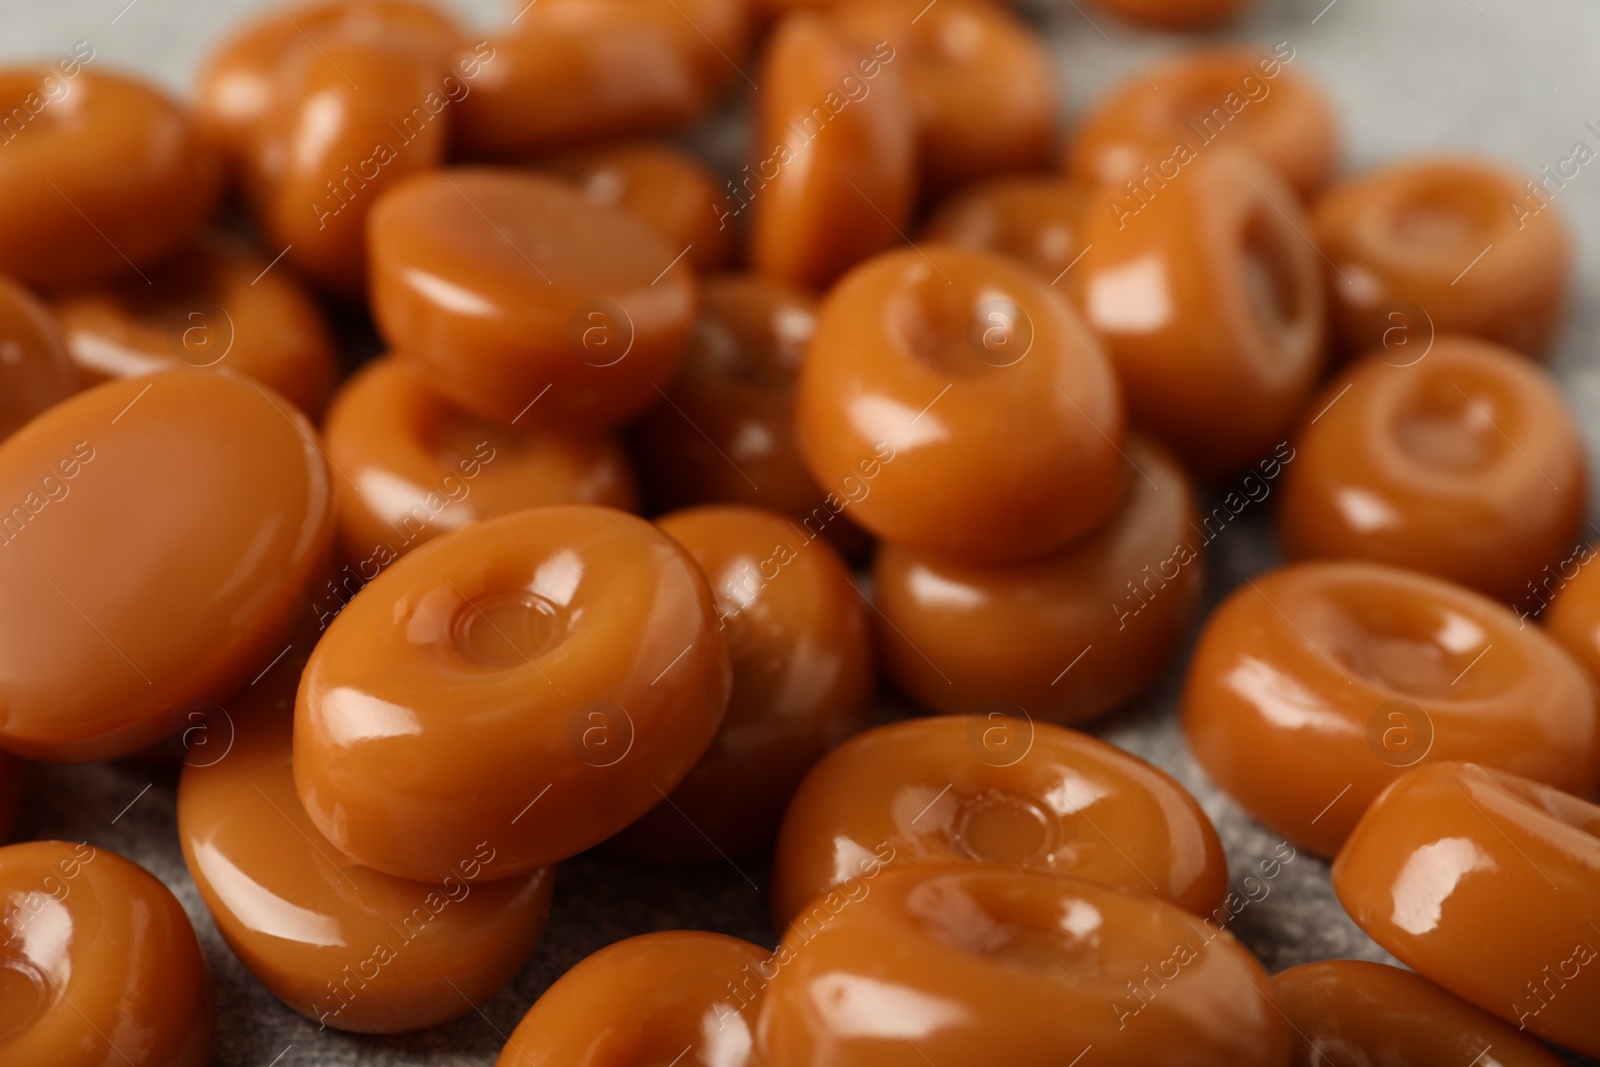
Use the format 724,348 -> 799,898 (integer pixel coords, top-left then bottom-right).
2,0 -> 1596,1063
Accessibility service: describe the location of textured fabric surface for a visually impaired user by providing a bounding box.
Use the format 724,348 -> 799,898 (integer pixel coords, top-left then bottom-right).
3,0 -> 1598,1062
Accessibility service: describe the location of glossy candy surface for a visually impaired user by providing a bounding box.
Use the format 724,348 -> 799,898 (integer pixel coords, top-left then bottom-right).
771,716 -> 1228,924
747,13 -> 915,289
368,168 -> 698,429
1183,561 -> 1600,856
1333,763 -> 1600,1057
0,372 -> 333,762
0,67 -> 220,287
494,931 -> 767,1067
0,840 -> 214,1066
1272,959 -> 1568,1067
453,0 -> 746,157
922,175 -> 1091,282
1070,45 -> 1338,199
1313,157 -> 1573,357
294,504 -> 731,881
0,274 -> 76,441
833,0 -> 1055,198
629,273 -> 871,554
194,0 -> 462,168
542,140 -> 736,272
179,683 -> 554,1032
1544,552 -> 1600,683
1280,336 -> 1586,603
874,434 -> 1201,724
610,505 -> 873,860
797,245 -> 1125,562
1070,149 -> 1324,479
756,866 -> 1290,1067
52,232 -> 340,418
324,358 -> 637,564
246,29 -> 456,299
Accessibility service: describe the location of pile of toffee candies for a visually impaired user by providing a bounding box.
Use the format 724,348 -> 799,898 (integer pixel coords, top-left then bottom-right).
0,0 -> 1597,1063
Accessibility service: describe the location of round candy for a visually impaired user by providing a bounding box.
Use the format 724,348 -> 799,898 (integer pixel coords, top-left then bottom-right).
295,504 -> 731,881
748,12 -> 916,289
494,931 -> 768,1067
1272,959 -> 1568,1067
1069,45 -> 1339,199
453,0 -> 746,158
0,273 -> 75,441
1333,762 -> 1600,1057
833,0 -> 1055,198
541,140 -> 736,272
1183,561 -> 1600,857
368,168 -> 698,429
628,273 -> 868,555
1313,157 -> 1573,358
922,175 -> 1091,282
1279,336 -> 1586,603
245,28 -> 454,299
0,372 -> 333,762
771,716 -> 1228,924
194,0 -> 462,168
1069,149 -> 1325,479
0,68 -> 220,287
0,840 -> 213,1066
610,505 -> 873,860
756,866 -> 1290,1067
179,681 -> 554,1032
52,232 -> 339,418
324,357 -> 637,565
874,433 -> 1201,724
797,245 -> 1125,562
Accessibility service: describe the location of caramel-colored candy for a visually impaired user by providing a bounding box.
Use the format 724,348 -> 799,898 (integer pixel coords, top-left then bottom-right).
368,168 -> 698,429
1279,336 -> 1586,603
757,866 -> 1290,1066
0,68 -> 220,287
833,0 -> 1056,197
1070,46 -> 1339,199
495,931 -> 768,1066
874,434 -> 1200,724
1070,150 -> 1325,479
610,505 -> 873,860
0,373 -> 333,762
194,0 -> 461,169
52,233 -> 339,418
1313,157 -> 1573,357
453,0 -> 748,157
0,840 -> 214,1066
179,683 -> 553,1032
747,13 -> 915,289
771,716 -> 1227,924
922,176 -> 1090,282
1334,762 -> 1600,1057
295,505 -> 730,881
1184,561 -> 1600,856
324,357 -> 636,564
1273,959 -> 1568,1067
797,245 -> 1124,562
541,140 -> 736,272
0,274 -> 75,440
